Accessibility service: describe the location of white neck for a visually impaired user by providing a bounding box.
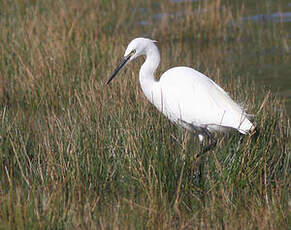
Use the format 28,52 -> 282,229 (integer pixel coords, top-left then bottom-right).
139,43 -> 160,104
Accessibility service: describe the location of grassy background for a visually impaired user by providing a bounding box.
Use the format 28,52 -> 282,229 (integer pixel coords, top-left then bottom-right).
0,0 -> 290,229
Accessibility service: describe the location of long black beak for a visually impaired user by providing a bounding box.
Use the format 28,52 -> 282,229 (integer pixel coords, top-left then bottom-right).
106,55 -> 131,85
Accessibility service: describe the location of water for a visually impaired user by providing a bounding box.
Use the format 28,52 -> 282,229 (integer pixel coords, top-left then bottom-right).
172,0 -> 199,3
240,12 -> 291,23
136,1 -> 291,115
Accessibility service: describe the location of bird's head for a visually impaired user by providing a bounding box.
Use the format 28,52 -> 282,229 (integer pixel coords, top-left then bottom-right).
106,38 -> 157,85
124,38 -> 157,61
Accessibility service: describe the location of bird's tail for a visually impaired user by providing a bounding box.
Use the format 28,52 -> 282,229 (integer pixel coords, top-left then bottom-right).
238,117 -> 255,135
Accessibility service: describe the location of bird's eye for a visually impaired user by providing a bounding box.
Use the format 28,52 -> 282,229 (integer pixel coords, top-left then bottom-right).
130,50 -> 136,55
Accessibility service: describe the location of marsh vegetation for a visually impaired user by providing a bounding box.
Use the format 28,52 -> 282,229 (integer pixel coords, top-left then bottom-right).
0,0 -> 290,229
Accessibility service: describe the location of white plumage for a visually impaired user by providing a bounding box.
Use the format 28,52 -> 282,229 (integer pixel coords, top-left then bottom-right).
106,38 -> 254,143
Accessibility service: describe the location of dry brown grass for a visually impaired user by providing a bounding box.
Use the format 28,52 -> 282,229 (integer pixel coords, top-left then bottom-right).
0,0 -> 289,229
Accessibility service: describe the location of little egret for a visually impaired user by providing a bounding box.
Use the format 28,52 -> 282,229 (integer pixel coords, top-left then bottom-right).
106,38 -> 254,154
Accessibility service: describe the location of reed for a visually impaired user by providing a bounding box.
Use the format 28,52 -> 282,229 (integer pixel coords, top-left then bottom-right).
0,0 -> 289,229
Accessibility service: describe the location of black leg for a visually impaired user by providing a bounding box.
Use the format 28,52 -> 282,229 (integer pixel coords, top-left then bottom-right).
192,159 -> 204,185
193,129 -> 217,187
196,129 -> 217,158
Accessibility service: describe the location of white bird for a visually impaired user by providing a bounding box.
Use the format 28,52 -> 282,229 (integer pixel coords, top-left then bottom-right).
106,37 -> 254,153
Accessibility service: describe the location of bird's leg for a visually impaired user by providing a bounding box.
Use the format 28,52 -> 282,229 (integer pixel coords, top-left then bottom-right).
193,129 -> 217,187
180,122 -> 216,187
192,155 -> 205,187
197,129 -> 217,158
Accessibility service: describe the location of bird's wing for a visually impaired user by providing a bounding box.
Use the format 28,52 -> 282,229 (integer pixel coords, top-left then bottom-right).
157,67 -> 251,132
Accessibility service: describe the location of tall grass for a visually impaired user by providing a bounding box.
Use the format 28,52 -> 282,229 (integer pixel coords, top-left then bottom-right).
0,0 -> 290,229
